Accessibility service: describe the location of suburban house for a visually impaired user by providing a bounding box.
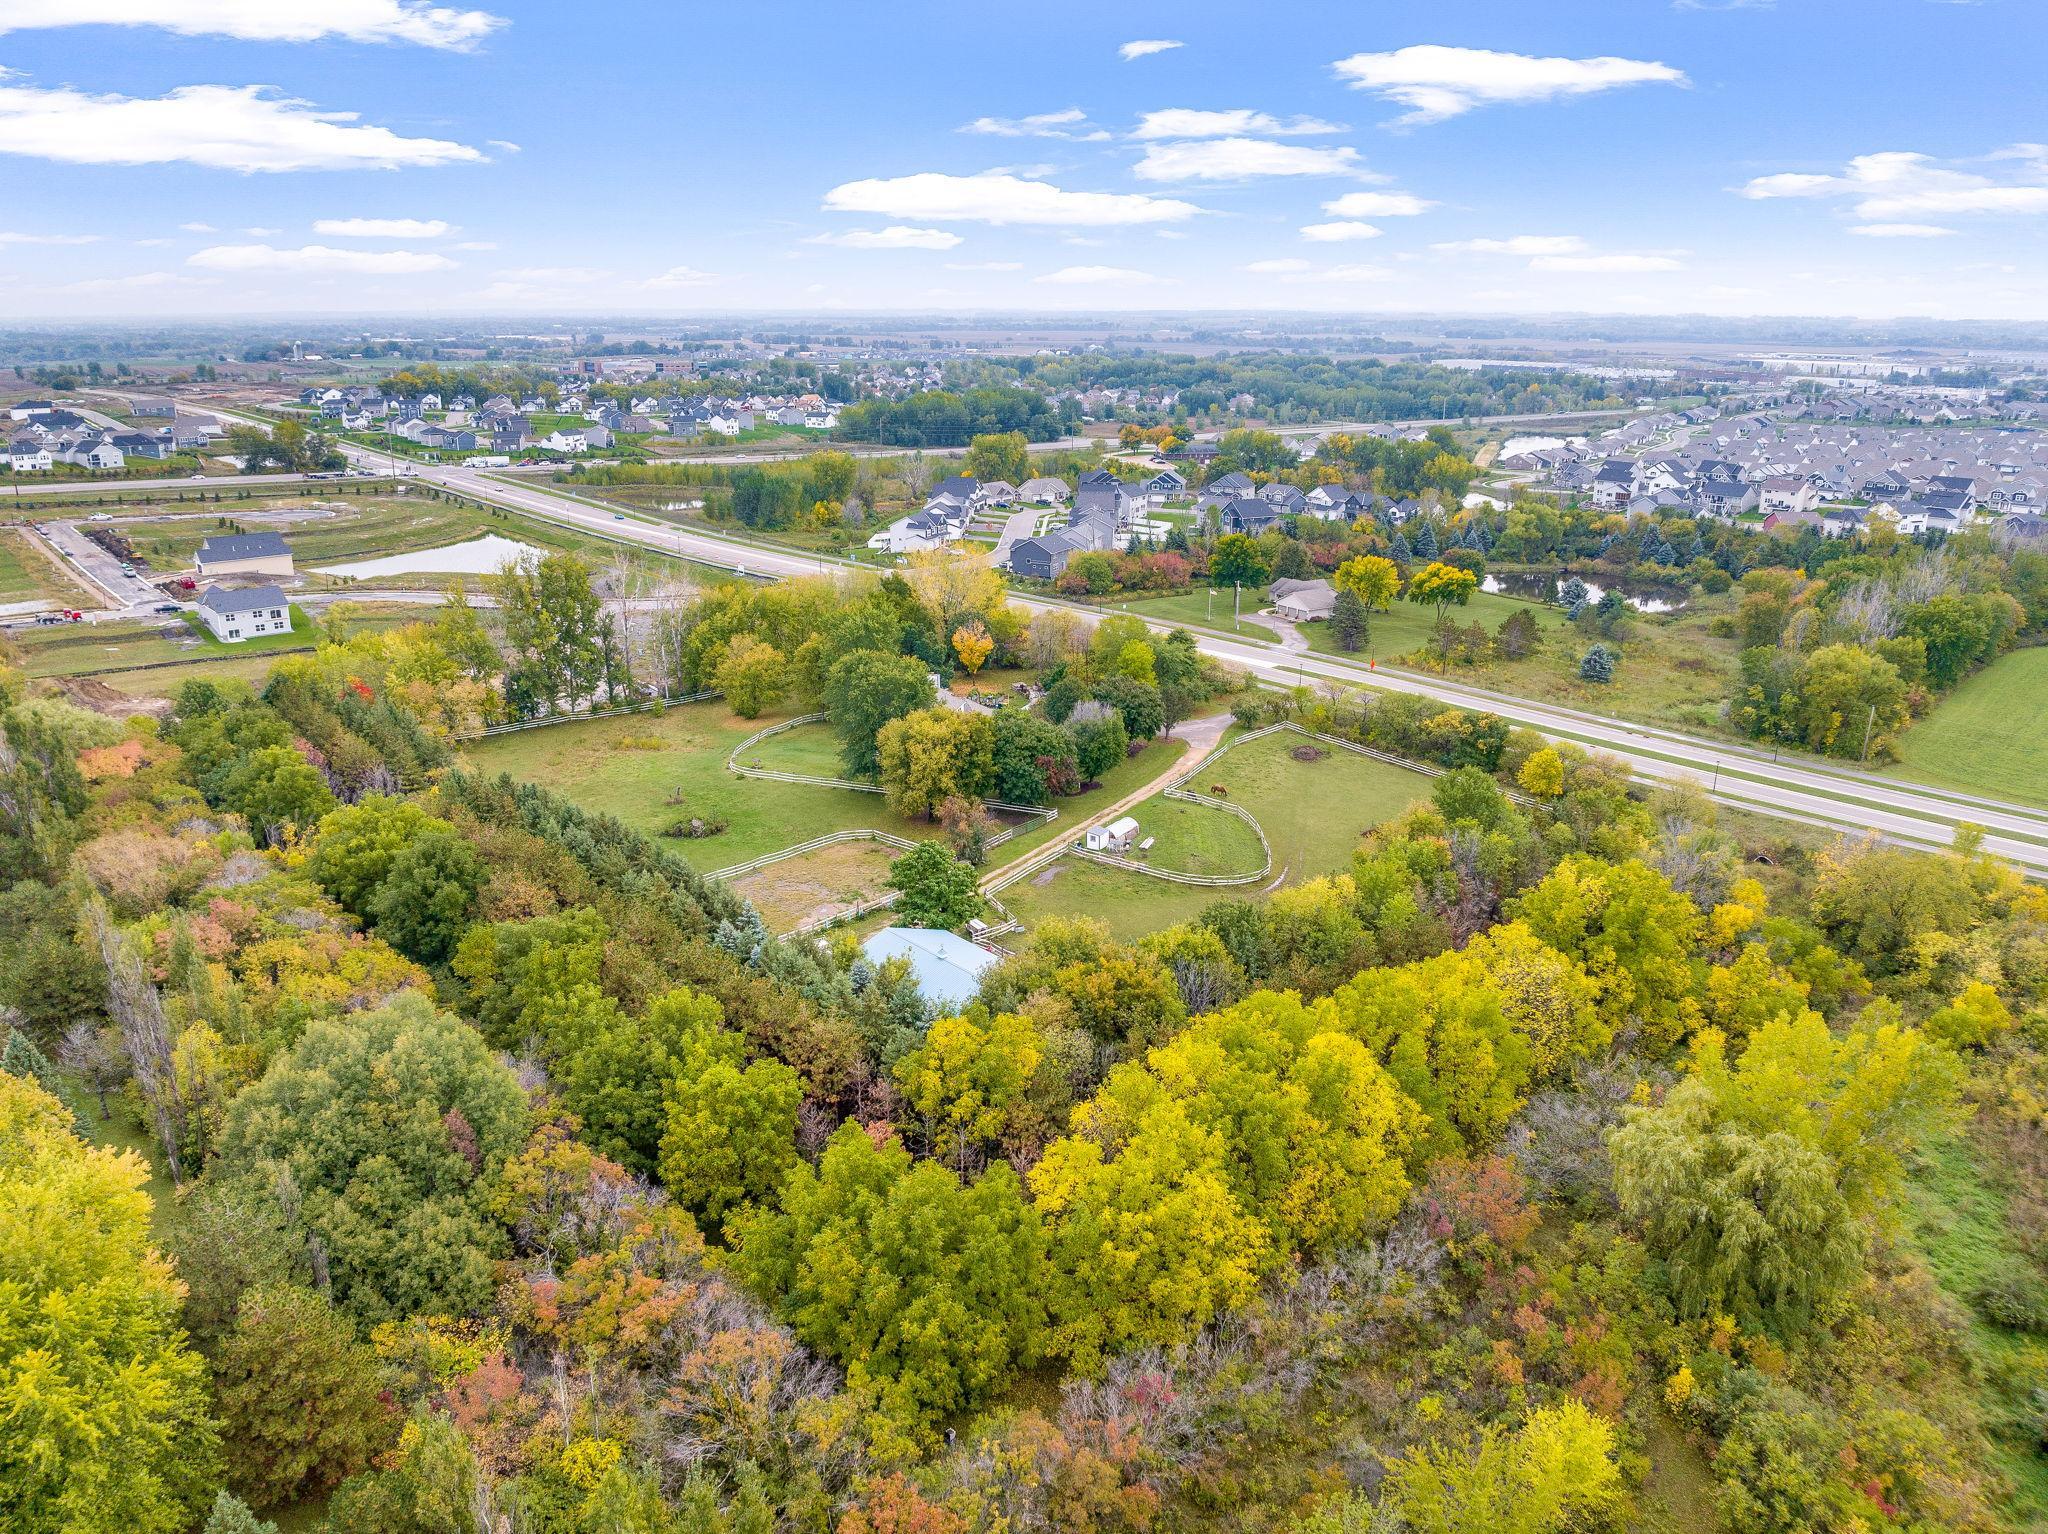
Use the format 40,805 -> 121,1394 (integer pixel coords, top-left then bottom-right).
1196,471 -> 1255,511
1695,480 -> 1760,520
1139,467 -> 1187,503
5,439 -> 53,472
860,927 -> 995,1010
1590,462 -> 1636,510
1084,816 -> 1141,854
868,508 -> 962,554
72,439 -> 125,471
1006,529 -> 1087,581
539,427 -> 589,454
1759,476 -> 1819,517
1019,476 -> 1070,505
1221,497 -> 1285,535
1269,577 -> 1338,622
976,480 -> 1019,507
126,395 -> 176,417
198,585 -> 292,644
196,531 -> 294,581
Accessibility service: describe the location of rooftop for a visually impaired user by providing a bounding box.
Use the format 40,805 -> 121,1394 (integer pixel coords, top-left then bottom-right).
861,926 -> 995,1011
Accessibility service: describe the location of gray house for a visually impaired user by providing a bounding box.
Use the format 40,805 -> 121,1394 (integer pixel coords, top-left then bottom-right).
198,584 -> 291,643
1009,530 -> 1087,581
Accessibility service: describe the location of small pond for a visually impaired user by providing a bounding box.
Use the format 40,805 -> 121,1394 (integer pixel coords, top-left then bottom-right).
316,534 -> 543,580
1482,570 -> 1689,613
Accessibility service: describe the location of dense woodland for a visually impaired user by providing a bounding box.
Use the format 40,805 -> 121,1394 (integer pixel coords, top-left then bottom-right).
4,546 -> 2048,1534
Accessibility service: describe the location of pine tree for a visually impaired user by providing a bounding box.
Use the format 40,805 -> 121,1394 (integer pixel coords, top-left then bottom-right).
1413,520 -> 1439,559
1392,530 -> 1414,563
204,1491 -> 279,1534
1,1026 -> 76,1124
1332,587 -> 1369,653
1579,644 -> 1617,683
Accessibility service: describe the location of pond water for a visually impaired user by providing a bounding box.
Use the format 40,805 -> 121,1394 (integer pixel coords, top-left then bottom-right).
1482,570 -> 1688,613
316,534 -> 543,580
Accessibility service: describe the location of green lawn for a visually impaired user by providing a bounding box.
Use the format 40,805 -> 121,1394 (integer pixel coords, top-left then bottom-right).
1297,586 -> 1571,663
1145,728 -> 1435,882
1076,587 -> 1278,643
464,701 -> 1194,885
179,604 -> 320,654
0,527 -> 97,607
999,731 -> 1434,940
1886,647 -> 2048,808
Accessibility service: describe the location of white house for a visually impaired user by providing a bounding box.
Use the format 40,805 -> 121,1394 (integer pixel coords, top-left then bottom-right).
197,585 -> 291,643
197,532 -> 295,580
1084,816 -> 1141,853
539,428 -> 589,454
1270,578 -> 1338,622
5,439 -> 52,472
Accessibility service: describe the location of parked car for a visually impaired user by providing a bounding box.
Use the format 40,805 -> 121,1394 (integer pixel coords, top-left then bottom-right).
154,603 -> 181,615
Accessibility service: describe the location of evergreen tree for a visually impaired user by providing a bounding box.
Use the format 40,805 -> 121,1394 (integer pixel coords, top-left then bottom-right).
1412,520 -> 1439,559
204,1489 -> 280,1534
1579,644 -> 1617,683
1,1025 -> 75,1123
1391,530 -> 1415,562
1332,587 -> 1369,653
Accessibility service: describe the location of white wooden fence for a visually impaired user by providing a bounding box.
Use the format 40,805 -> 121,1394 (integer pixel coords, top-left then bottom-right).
724,712 -> 1058,848
457,689 -> 719,741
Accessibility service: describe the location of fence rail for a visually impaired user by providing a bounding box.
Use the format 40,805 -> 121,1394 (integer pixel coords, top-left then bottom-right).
725,711 -> 1058,844
455,689 -> 719,741
707,827 -> 917,883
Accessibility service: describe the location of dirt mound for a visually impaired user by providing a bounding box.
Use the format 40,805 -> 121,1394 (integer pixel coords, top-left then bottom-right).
55,675 -> 171,718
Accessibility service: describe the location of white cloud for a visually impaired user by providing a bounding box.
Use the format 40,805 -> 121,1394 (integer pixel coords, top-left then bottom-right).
944,260 -> 1023,271
959,108 -> 1108,141
0,230 -> 98,245
823,171 -> 1200,226
1331,45 -> 1686,125
1131,108 -> 1344,140
806,225 -> 963,250
179,222 -> 216,232
1300,221 -> 1380,242
241,226 -> 281,236
452,239 -> 496,250
0,77 -> 485,171
1531,252 -> 1684,272
1033,265 -> 1161,285
1850,222 -> 1957,238
53,270 -> 219,293
0,1 -> 506,50
1133,138 -> 1371,182
188,242 -> 457,273
1321,190 -> 1434,217
1434,235 -> 1589,256
1245,258 -> 1313,273
643,265 -> 719,288
314,217 -> 453,237
1119,39 -> 1181,60
1739,150 -> 2048,218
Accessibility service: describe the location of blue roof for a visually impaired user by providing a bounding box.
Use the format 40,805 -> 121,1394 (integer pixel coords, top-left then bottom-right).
861,926 -> 995,1011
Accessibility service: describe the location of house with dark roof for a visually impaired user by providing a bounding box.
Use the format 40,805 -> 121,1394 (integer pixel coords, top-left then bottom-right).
1008,529 -> 1087,581
197,584 -> 291,643
196,531 -> 294,580
1221,498 -> 1284,535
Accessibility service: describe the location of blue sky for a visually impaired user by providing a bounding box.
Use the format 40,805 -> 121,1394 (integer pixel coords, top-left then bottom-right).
2,0 -> 2045,319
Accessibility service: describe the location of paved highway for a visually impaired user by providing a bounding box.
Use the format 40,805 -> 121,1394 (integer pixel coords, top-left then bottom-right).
191,405 -> 2048,874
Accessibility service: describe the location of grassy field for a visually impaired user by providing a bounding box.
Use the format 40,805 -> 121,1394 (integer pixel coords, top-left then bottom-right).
0,526 -> 90,605
1072,587 -> 1278,643
1293,591 -> 1742,736
1903,1129 -> 2048,1522
1886,647 -> 2048,807
462,700 -> 1193,877
106,493 -> 698,588
994,856 -> 1225,942
6,602 -> 431,689
999,730 -> 1435,939
1139,729 -> 1435,882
